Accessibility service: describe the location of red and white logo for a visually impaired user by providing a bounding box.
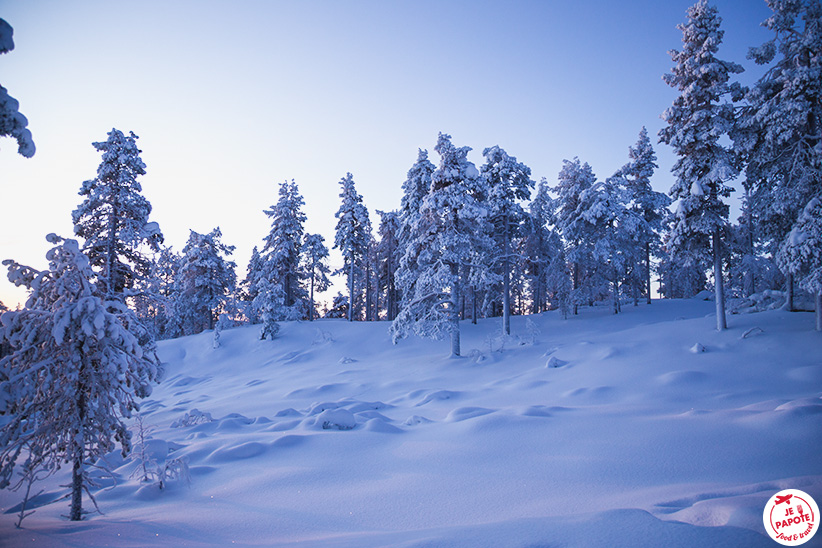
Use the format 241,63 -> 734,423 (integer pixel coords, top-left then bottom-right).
763,489 -> 819,546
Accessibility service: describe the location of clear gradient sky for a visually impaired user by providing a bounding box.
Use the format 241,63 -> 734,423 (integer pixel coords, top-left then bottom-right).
0,0 -> 774,308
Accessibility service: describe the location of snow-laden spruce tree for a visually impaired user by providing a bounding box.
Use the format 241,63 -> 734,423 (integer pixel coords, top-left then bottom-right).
173,228 -> 237,336
570,175 -> 638,314
0,18 -> 34,158
657,210 -> 709,299
0,235 -> 162,521
149,246 -> 182,339
480,146 -> 534,334
391,133 -> 492,357
376,210 -> 401,321
521,178 -> 570,315
301,233 -> 331,321
324,292 -> 349,319
733,0 -> 822,310
334,173 -> 371,322
554,158 -> 598,314
659,0 -> 743,331
395,150 -> 436,318
616,127 -> 671,304
72,129 -> 163,299
240,246 -> 263,324
778,197 -> 822,330
398,149 -> 436,244
260,180 -> 307,319
255,277 -> 284,340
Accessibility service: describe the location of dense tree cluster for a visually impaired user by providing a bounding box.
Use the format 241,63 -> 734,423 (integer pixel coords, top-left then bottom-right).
1,0 -> 821,521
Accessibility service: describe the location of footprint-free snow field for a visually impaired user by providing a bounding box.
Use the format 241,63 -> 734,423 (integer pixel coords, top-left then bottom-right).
2,299 -> 821,547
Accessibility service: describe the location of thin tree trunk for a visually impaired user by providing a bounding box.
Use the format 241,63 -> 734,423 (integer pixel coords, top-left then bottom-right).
450,264 -> 461,357
645,242 -> 652,305
572,263 -> 579,315
744,187 -> 755,297
786,272 -> 795,312
70,387 -> 86,521
309,271 -> 315,321
816,292 -> 821,332
471,286 -> 477,325
366,258 -> 374,321
503,247 -> 511,335
348,257 -> 354,322
713,229 -> 727,331
105,205 -> 119,299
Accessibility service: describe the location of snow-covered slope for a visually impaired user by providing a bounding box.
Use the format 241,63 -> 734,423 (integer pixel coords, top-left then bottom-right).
2,299 -> 821,547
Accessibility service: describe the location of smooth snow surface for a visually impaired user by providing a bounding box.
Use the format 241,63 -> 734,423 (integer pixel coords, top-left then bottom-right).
2,299 -> 821,547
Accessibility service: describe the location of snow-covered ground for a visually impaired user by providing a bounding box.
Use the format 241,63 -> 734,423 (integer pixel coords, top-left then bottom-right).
2,298 -> 821,547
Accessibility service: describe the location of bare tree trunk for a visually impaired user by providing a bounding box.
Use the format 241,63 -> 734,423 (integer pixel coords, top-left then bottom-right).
450,264 -> 461,357
786,272 -> 795,312
502,231 -> 511,335
70,387 -> 86,521
309,271 -> 315,321
572,263 -> 579,315
348,258 -> 355,322
645,242 -> 652,305
713,229 -> 727,331
364,261 -> 371,321
471,286 -> 477,325
816,292 -> 821,332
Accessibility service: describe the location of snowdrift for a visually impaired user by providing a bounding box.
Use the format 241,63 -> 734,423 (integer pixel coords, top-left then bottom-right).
1,299 -> 821,547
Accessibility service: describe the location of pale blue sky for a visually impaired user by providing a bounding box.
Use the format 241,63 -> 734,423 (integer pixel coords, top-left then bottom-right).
0,0 -> 773,308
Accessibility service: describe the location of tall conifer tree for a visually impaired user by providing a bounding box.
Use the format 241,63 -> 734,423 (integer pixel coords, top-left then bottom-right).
659,0 -> 743,331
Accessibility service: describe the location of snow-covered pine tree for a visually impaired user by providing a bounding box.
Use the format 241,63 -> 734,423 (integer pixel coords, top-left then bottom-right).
390,133 -> 492,357
149,246 -> 181,339
72,129 -> 163,300
255,277 -> 283,340
395,150 -> 436,319
260,180 -> 307,319
324,292 -> 349,319
659,0 -> 743,331
240,246 -> 263,324
363,232 -> 378,321
554,158 -> 599,314
777,197 -> 822,330
376,210 -> 401,321
174,228 -> 237,336
657,211 -> 709,299
398,149 -> 436,245
0,18 -> 34,158
579,175 -> 637,314
334,173 -> 371,322
617,127 -> 671,304
480,146 -> 535,334
733,0 -> 822,311
301,233 -> 331,321
0,235 -> 162,521
522,179 -> 552,313
522,178 -> 571,316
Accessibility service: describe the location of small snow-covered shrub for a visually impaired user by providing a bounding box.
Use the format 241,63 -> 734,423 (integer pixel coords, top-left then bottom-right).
317,408 -> 356,431
130,415 -> 190,491
170,409 -> 213,428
